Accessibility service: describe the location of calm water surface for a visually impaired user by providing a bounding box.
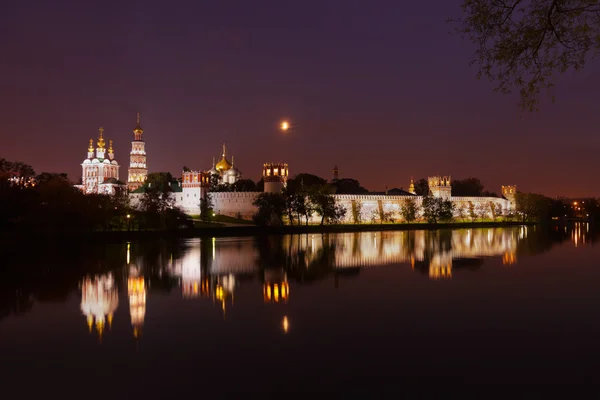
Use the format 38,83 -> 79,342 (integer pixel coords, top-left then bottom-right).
2,224 -> 600,395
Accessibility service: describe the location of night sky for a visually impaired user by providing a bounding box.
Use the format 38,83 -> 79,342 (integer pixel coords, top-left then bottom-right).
2,0 -> 599,197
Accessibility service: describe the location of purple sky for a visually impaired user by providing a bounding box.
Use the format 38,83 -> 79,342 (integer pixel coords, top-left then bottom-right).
2,0 -> 600,197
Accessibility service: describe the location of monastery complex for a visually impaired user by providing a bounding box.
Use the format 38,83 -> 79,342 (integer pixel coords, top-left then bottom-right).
76,114 -> 516,222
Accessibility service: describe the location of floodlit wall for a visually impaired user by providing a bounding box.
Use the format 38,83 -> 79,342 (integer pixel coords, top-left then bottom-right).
131,191 -> 512,223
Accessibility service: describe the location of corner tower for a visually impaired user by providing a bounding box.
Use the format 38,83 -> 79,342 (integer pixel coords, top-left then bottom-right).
263,163 -> 289,193
428,176 -> 451,199
502,185 -> 517,207
127,113 -> 148,192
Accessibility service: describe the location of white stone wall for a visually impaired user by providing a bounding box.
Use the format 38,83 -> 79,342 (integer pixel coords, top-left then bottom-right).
179,187 -> 202,215
210,192 -> 261,219
129,191 -> 512,223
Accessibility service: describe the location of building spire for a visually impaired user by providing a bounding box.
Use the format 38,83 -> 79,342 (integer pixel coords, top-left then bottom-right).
136,112 -> 140,125
133,113 -> 143,140
88,139 -> 94,153
212,156 -> 215,167
231,155 -> 234,167
108,140 -> 114,154
222,143 -> 226,157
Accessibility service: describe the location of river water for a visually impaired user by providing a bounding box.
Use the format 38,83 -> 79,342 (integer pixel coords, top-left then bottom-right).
1,224 -> 599,395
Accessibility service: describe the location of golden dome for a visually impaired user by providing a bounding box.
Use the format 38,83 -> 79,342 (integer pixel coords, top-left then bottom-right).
133,112 -> 143,140
88,139 -> 94,152
97,127 -> 105,149
215,143 -> 232,172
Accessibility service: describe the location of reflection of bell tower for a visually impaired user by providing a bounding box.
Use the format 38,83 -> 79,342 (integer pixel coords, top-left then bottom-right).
128,270 -> 146,339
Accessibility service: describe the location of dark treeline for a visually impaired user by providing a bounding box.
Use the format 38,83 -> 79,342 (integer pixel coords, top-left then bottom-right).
0,160 -> 188,234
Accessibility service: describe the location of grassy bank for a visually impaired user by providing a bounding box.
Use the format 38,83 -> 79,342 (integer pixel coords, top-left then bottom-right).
0,221 -> 534,241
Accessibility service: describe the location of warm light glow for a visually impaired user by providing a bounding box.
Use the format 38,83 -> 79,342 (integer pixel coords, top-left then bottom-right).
280,120 -> 290,131
282,316 -> 289,333
127,214 -> 131,219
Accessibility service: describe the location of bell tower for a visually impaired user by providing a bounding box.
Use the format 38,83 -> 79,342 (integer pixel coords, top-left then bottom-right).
127,113 -> 148,191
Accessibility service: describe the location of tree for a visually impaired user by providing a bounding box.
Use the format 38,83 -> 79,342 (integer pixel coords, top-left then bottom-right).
453,1 -> 600,111
252,192 -> 286,226
331,178 -> 368,194
287,173 -> 327,193
183,166 -> 191,172
231,179 -> 257,192
452,177 -> 484,196
468,201 -> 477,221
209,174 -> 220,191
456,203 -> 469,222
490,202 -> 503,221
413,178 -> 429,196
145,172 -> 174,192
309,187 -> 346,225
515,192 -> 552,222
475,202 -> 489,221
423,194 -> 454,223
400,198 -> 419,223
351,200 -> 363,224
200,194 -> 214,222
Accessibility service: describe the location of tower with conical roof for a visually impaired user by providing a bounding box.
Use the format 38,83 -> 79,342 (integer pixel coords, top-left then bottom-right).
127,113 -> 148,191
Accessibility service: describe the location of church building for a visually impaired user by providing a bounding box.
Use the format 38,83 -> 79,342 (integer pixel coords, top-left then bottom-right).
77,127 -> 124,195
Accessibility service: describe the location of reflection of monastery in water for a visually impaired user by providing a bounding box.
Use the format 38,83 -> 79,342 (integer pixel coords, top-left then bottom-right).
284,228 -> 524,280
80,273 -> 118,340
78,228 -> 527,339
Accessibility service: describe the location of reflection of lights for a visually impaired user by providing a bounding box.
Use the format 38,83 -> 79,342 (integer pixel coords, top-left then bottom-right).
127,243 -> 130,265
282,316 -> 290,333
212,237 -> 216,260
263,281 -> 289,303
128,276 -> 146,338
502,251 -> 516,266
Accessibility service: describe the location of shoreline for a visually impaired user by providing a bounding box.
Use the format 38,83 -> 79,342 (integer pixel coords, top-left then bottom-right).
0,221 -> 534,241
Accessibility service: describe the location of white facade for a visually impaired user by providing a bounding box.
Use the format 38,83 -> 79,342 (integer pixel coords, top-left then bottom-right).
127,113 -> 148,191
77,127 -> 123,195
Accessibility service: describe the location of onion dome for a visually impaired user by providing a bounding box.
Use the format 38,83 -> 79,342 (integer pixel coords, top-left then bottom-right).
88,139 -> 94,153
225,156 -> 241,178
215,143 -> 232,172
133,112 -> 143,140
207,157 -> 219,175
108,140 -> 114,155
97,127 -> 105,149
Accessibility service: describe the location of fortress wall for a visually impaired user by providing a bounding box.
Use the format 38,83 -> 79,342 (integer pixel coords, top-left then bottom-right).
179,187 -> 202,215
132,190 -> 512,222
210,192 -> 261,219
331,195 -> 422,223
450,196 -> 511,218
